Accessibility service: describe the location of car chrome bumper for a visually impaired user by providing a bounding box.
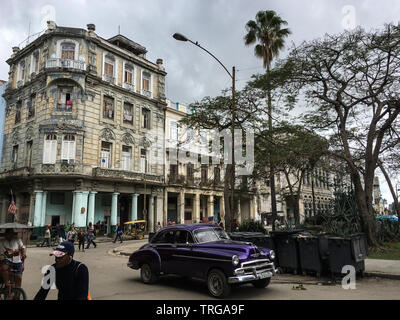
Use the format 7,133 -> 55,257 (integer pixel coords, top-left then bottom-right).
228,262 -> 278,284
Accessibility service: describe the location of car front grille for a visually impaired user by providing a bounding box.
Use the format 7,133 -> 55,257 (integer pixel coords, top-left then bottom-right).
240,259 -> 274,275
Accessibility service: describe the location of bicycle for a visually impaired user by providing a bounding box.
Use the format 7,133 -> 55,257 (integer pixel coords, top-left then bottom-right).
0,261 -> 27,300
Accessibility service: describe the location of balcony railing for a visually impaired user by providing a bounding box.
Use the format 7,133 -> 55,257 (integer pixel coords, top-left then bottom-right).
93,167 -> 164,183
56,102 -> 73,112
46,58 -> 86,71
103,74 -> 115,84
123,82 -> 135,92
142,90 -> 152,98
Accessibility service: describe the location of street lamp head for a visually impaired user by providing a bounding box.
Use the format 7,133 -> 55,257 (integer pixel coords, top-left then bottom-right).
173,33 -> 188,42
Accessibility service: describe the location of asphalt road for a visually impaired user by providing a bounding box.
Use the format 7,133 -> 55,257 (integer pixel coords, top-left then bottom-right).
21,242 -> 400,300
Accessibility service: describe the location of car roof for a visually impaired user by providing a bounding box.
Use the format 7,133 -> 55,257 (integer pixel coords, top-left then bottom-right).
160,224 -> 220,232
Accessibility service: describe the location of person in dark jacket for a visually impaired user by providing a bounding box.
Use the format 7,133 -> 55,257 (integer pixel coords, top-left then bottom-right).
113,223 -> 123,243
34,242 -> 89,300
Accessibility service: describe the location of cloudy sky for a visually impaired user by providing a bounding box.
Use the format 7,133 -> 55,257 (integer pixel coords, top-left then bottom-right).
1,0 -> 399,204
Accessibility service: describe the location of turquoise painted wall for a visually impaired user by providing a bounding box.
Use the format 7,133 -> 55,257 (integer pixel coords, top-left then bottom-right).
45,192 -> 73,218
93,193 -> 112,224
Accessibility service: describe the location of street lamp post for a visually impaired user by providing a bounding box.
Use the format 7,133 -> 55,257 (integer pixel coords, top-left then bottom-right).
173,33 -> 236,231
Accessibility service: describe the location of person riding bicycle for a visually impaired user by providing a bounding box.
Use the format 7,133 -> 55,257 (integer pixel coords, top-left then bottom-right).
0,229 -> 26,293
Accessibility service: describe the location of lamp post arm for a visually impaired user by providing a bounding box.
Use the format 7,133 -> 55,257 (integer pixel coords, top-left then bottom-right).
187,39 -> 233,79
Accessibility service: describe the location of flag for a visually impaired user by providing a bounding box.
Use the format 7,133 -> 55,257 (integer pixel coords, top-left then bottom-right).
8,199 -> 18,215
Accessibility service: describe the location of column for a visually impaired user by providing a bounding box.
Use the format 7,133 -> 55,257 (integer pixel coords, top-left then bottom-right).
237,198 -> 242,224
33,191 -> 43,235
163,189 -> 168,226
73,191 -> 83,227
130,194 -> 139,221
250,196 -> 255,221
149,195 -> 155,232
208,195 -> 214,220
219,196 -> 225,223
88,191 -> 97,227
194,193 -> 200,223
253,195 -> 258,221
40,191 -> 48,227
111,192 -> 119,233
15,193 -> 23,223
156,195 -> 163,228
178,189 -> 185,224
77,191 -> 89,228
71,192 -> 76,225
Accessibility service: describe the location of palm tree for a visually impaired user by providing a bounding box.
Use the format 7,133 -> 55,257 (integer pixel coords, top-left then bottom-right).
244,10 -> 291,231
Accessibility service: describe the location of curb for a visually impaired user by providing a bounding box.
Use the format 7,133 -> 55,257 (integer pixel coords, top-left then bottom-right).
364,272 -> 400,280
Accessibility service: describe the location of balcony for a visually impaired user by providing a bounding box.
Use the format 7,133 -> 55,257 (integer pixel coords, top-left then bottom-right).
93,167 -> 164,183
142,90 -> 152,98
103,74 -> 115,84
56,102 -> 73,112
46,58 -> 86,71
123,82 -> 135,92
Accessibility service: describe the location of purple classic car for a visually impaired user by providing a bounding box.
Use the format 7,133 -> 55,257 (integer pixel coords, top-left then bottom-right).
127,224 -> 277,298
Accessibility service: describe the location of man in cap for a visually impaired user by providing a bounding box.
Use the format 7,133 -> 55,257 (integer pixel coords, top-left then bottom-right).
34,241 -> 89,300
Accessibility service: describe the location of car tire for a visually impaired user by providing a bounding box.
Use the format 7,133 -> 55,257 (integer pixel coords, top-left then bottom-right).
140,263 -> 158,284
252,277 -> 270,289
207,269 -> 231,299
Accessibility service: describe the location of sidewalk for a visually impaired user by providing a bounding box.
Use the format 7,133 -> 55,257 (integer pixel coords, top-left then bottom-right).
111,242 -> 400,280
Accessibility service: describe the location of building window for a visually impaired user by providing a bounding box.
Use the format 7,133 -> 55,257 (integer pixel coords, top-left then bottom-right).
11,145 -> 18,163
123,102 -> 133,124
142,71 -> 151,97
142,108 -> 150,129
124,64 -> 133,84
101,141 -> 112,168
61,134 -> 76,164
26,141 -> 33,168
121,146 -> 132,171
27,94 -> 35,119
170,164 -> 178,181
18,61 -> 26,83
43,134 -> 57,164
140,149 -> 148,173
103,96 -> 114,120
61,43 -> 75,60
15,101 -> 22,124
214,167 -> 221,184
201,166 -> 208,183
57,86 -> 73,111
169,120 -> 178,141
187,163 -> 194,181
103,55 -> 115,83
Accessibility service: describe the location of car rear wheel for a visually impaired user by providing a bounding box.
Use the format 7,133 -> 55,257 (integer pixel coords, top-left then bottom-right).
140,263 -> 158,284
252,278 -> 270,289
207,269 -> 231,298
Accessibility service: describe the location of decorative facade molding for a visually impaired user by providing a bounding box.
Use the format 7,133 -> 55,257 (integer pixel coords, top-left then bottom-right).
100,127 -> 115,141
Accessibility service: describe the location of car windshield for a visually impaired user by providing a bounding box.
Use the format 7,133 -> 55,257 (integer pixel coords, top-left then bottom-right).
193,228 -> 230,243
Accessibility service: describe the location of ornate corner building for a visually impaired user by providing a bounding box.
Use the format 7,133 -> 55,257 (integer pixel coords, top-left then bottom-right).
0,21 -> 167,234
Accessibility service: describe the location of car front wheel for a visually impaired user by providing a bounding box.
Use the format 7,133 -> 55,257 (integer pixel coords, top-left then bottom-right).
252,277 -> 270,288
207,269 -> 231,298
140,263 -> 158,284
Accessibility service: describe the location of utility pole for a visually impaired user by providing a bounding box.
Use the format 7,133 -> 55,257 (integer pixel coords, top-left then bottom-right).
231,66 -> 235,232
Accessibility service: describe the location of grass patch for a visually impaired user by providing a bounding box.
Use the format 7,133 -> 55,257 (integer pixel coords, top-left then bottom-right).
369,242 -> 400,260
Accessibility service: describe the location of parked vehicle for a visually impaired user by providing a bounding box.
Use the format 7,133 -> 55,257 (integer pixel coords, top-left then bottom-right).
122,220 -> 146,240
127,224 -> 277,298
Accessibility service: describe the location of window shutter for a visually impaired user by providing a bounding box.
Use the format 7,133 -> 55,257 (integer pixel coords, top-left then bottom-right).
140,157 -> 146,173
43,140 -> 51,164
61,140 -> 69,160
51,140 -> 57,164
69,141 -> 76,162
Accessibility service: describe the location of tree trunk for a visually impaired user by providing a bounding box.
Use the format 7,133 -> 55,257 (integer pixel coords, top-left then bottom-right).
311,170 -> 316,217
378,161 -> 400,231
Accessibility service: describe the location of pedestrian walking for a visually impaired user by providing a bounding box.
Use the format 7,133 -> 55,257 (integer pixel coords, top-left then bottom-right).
113,223 -> 123,243
157,222 -> 162,231
86,223 -> 97,249
34,242 -> 90,300
40,225 -> 51,247
67,226 -> 77,244
77,228 -> 85,252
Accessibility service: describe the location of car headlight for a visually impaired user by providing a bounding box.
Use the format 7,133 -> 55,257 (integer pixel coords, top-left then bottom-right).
232,255 -> 240,266
269,250 -> 275,261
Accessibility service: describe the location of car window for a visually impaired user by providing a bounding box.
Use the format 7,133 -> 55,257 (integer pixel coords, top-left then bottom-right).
193,228 -> 229,243
153,230 -> 175,244
175,230 -> 194,244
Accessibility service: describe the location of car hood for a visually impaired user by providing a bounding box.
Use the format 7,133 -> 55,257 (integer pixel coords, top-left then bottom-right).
195,239 -> 269,259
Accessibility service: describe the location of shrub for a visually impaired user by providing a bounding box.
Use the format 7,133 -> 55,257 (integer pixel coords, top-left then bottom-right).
238,220 -> 266,234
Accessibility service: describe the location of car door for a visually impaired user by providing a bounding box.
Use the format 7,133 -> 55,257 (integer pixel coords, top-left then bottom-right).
151,230 -> 175,274
172,230 -> 196,277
